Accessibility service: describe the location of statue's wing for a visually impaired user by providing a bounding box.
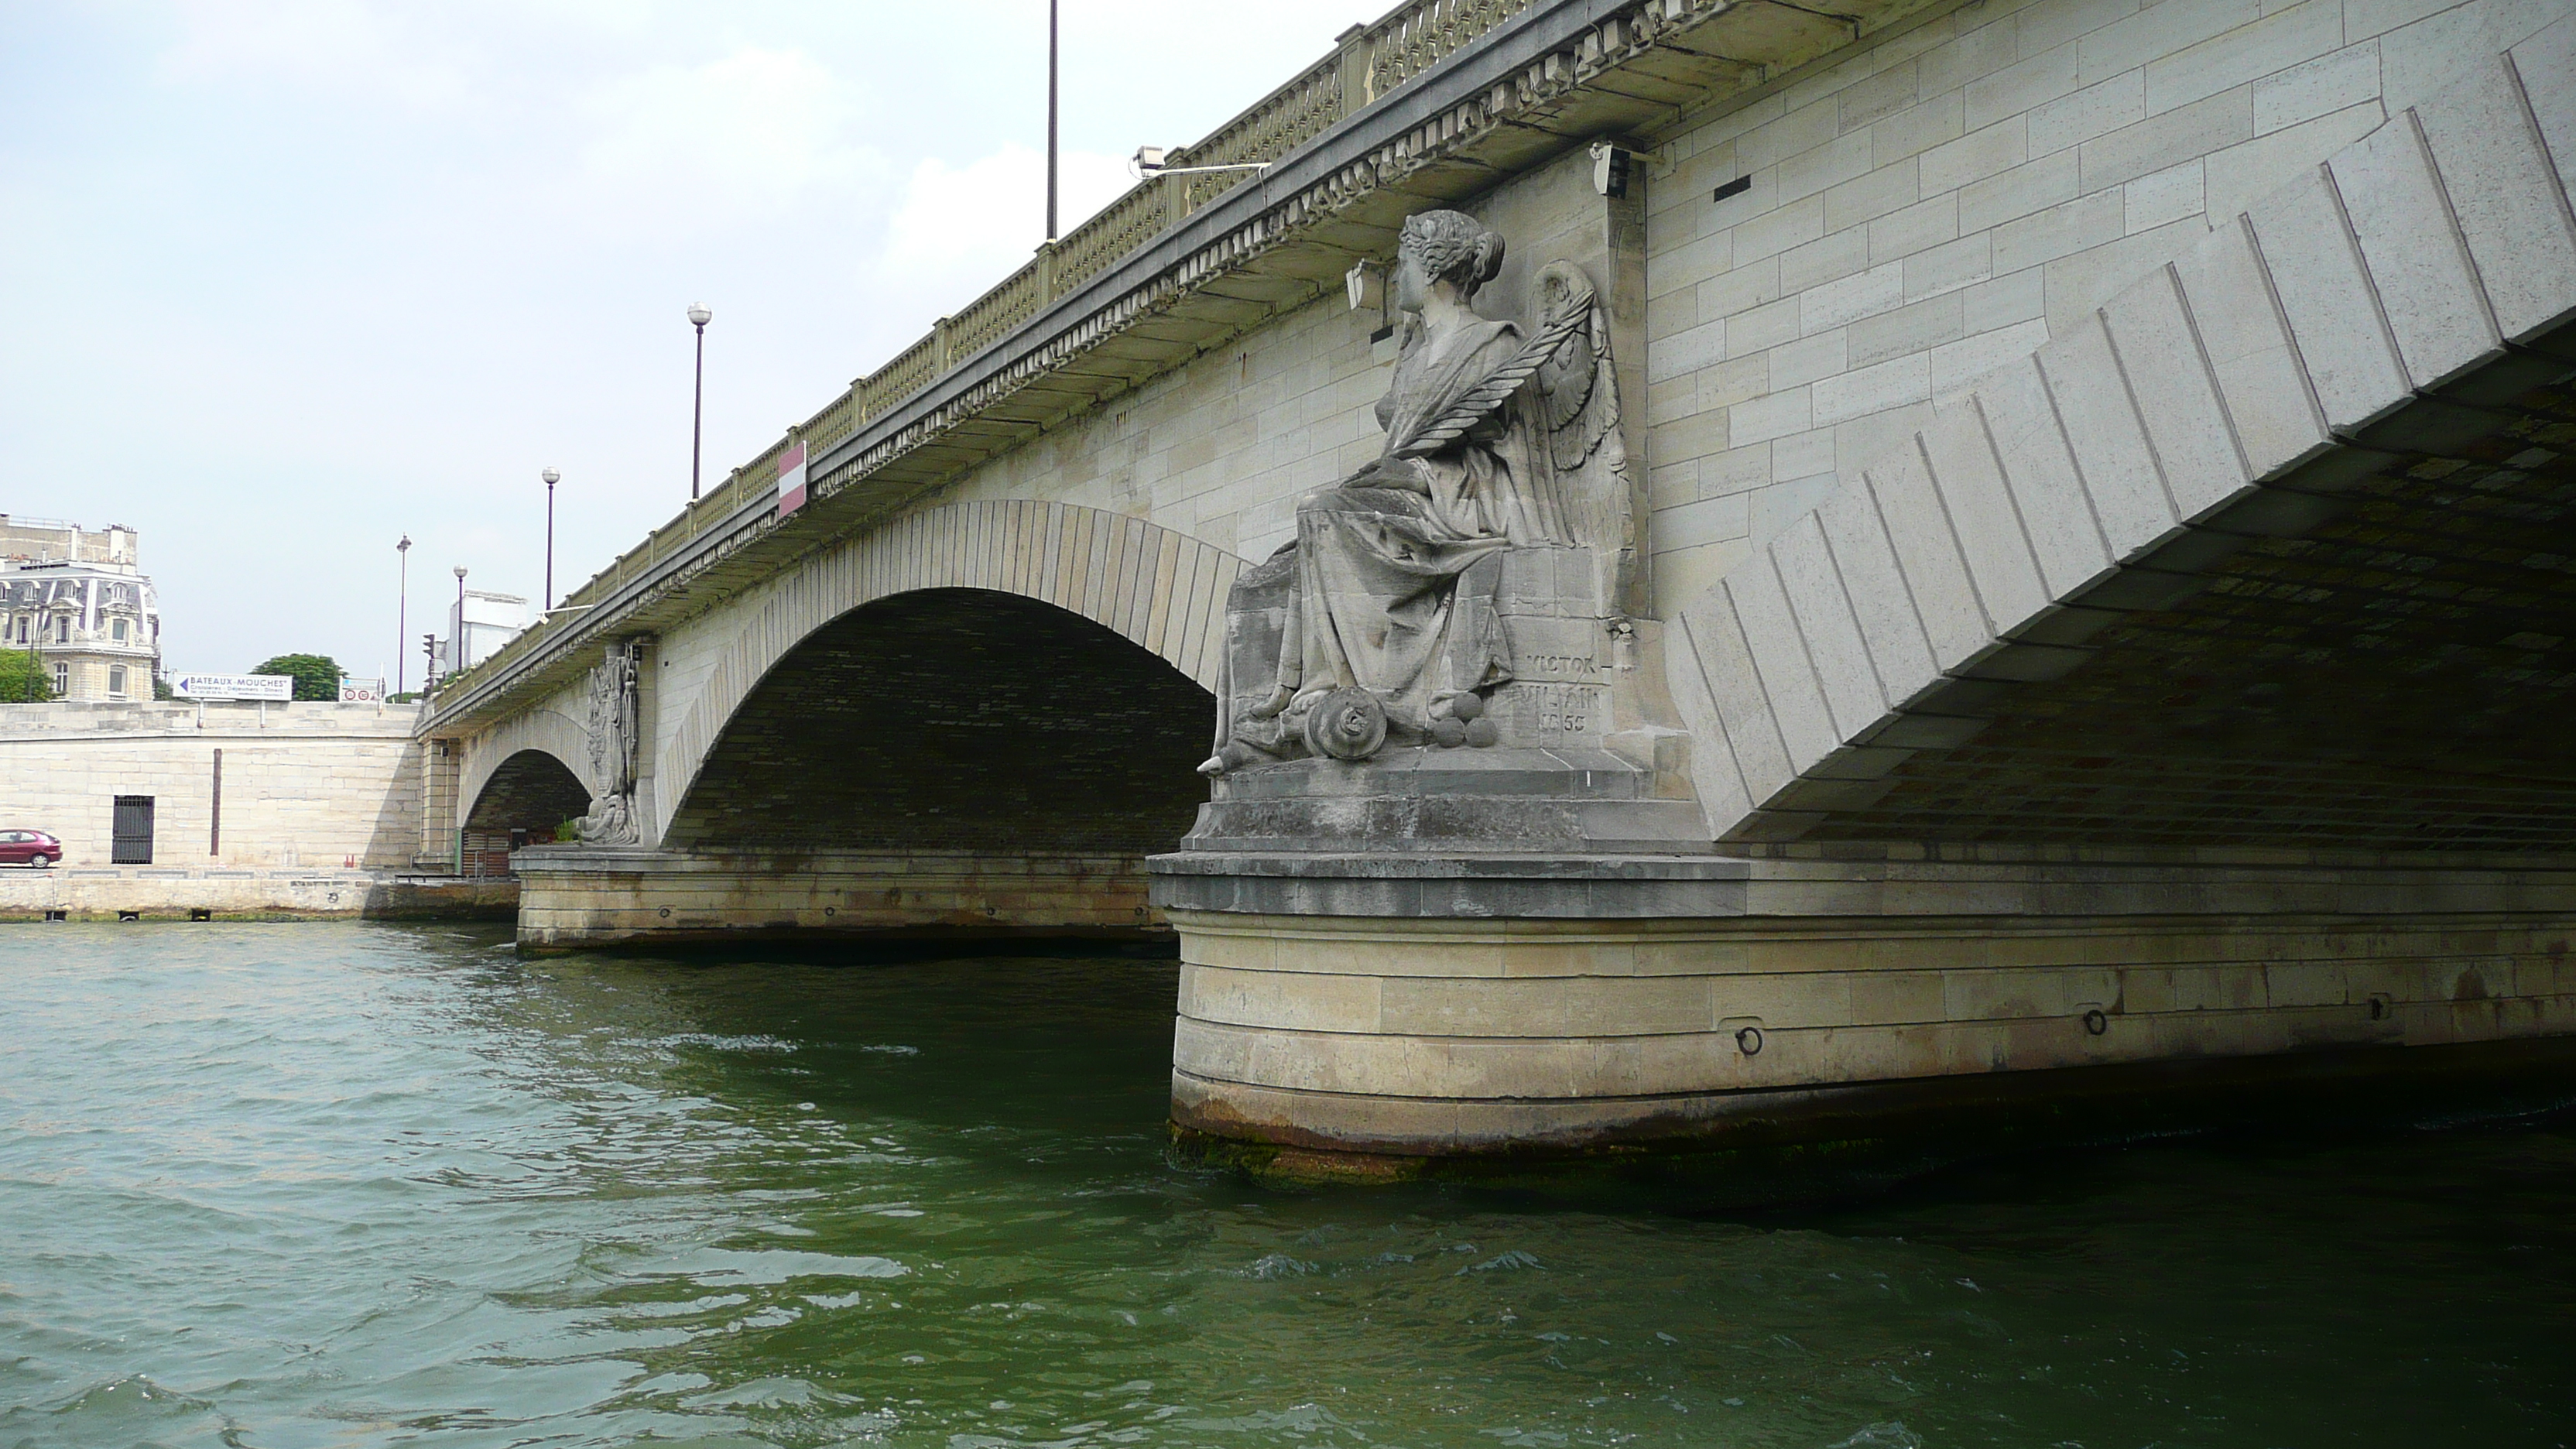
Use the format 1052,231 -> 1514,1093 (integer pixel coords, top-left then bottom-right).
1392,307 -> 1589,459
1532,262 -> 1622,474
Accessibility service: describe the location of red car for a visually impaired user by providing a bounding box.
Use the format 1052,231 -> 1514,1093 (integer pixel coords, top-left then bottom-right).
0,831 -> 60,867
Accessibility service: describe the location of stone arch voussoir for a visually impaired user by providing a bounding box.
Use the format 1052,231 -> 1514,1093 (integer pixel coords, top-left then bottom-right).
1661,36 -> 2576,846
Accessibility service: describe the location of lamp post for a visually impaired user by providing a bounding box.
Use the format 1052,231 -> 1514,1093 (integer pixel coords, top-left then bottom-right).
1046,0 -> 1060,242
452,565 -> 468,676
395,535 -> 411,695
541,468 -> 559,611
687,303 -> 712,499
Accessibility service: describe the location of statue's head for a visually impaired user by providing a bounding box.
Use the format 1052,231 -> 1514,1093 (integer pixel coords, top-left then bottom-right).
1394,210 -> 1505,309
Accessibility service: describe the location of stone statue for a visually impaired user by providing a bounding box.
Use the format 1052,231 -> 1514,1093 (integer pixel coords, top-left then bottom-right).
574,641 -> 642,845
570,790 -> 634,846
1201,209 -> 1630,774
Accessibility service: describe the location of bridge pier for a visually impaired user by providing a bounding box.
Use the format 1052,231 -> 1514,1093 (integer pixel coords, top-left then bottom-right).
515,847 -> 1163,949
1152,845 -> 2576,1177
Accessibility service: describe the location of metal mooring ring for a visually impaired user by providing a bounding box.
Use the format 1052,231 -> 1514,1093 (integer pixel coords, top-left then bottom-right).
1735,1026 -> 1764,1056
2081,1009 -> 2108,1036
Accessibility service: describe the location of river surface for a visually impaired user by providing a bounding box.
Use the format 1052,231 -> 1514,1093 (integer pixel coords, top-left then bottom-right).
3,924 -> 2573,1447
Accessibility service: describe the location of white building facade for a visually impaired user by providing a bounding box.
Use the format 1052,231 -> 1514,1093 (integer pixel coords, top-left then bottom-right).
0,516 -> 159,702
442,590 -> 528,677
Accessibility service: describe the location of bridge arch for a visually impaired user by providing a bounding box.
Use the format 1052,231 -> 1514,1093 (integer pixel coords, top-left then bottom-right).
460,706 -> 592,831
661,587 -> 1216,858
652,500 -> 1241,847
463,747 -> 592,845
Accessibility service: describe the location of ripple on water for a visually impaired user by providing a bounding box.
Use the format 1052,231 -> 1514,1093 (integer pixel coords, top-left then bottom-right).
2,923 -> 2572,1447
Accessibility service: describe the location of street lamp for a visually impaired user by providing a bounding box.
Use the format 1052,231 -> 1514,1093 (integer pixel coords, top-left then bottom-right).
1046,0 -> 1060,241
687,303 -> 713,499
452,565 -> 468,676
541,468 -> 559,611
396,535 -> 412,695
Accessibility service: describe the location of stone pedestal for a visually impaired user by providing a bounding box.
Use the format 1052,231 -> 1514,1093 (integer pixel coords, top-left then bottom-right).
1146,847 -> 2576,1176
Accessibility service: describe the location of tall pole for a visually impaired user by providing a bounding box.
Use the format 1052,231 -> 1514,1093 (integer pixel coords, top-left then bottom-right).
541,468 -> 559,611
396,536 -> 411,695
687,303 -> 713,499
1046,0 -> 1060,242
452,566 -> 468,675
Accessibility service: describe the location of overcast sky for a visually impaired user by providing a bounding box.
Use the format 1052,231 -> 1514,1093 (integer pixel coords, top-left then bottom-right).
1,1 -> 1358,683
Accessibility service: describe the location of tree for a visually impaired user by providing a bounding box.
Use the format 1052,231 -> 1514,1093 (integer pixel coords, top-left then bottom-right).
0,651 -> 53,703
252,653 -> 344,701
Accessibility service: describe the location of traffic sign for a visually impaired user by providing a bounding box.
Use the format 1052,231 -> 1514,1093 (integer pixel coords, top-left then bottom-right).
171,673 -> 293,701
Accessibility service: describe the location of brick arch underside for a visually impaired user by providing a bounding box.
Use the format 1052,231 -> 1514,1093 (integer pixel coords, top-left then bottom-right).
663,588 -> 1214,854
653,500 -> 1239,848
1667,38 -> 2576,851
466,748 -> 592,838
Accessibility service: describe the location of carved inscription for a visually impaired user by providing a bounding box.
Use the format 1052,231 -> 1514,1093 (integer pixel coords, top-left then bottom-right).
1514,652 -> 1599,680
1516,683 -> 1600,735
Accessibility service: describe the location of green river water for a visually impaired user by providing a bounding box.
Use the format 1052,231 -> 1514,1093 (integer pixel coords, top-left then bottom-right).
3,923 -> 2572,1447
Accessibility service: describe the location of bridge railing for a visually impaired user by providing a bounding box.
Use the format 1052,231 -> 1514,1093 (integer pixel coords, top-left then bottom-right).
430,0 -> 1536,704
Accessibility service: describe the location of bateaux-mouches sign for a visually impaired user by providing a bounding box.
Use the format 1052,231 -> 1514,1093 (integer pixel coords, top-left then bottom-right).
171,673 -> 294,701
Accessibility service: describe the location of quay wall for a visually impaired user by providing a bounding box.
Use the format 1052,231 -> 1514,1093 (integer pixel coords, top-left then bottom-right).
0,868 -> 516,923
0,701 -> 427,872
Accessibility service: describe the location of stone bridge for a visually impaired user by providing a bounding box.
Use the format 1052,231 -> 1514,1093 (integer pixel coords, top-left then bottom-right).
423,0 -> 2576,1174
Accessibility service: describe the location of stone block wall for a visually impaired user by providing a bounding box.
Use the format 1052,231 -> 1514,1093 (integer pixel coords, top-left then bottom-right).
1167,855 -> 2576,1154
514,848 -> 1162,947
0,701 -> 426,870
1653,16 -> 2576,847
941,291 -> 1386,566
1641,0 -> 2571,612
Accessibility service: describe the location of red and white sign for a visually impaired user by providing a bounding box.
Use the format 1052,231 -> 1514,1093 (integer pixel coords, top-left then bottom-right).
776,439 -> 808,517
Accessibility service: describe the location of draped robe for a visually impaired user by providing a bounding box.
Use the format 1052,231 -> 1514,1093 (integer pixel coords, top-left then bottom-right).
1272,314 -> 1572,732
